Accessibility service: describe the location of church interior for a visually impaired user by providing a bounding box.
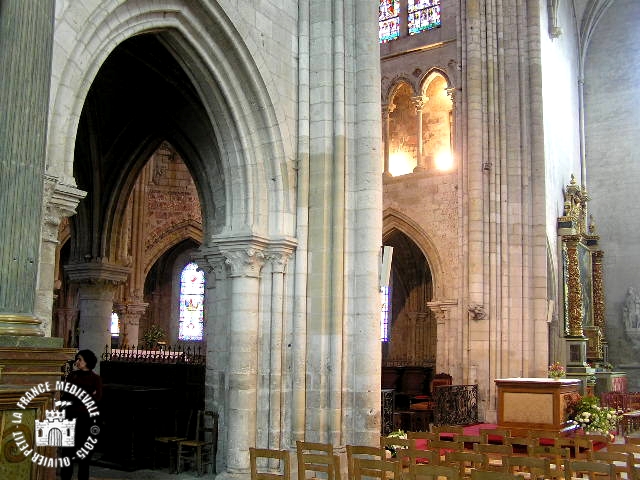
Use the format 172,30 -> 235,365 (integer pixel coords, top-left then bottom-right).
1,1 -> 640,479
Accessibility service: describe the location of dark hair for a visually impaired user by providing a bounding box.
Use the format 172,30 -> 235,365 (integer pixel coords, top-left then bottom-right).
76,349 -> 98,370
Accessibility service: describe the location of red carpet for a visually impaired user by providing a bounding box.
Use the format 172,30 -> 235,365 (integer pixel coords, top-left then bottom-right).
413,423 -> 606,455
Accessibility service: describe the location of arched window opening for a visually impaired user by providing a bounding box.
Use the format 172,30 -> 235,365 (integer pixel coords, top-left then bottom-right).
421,73 -> 453,171
408,0 -> 441,35
379,0 -> 400,43
178,262 -> 205,341
381,284 -> 392,342
110,312 -> 120,337
389,83 -> 417,175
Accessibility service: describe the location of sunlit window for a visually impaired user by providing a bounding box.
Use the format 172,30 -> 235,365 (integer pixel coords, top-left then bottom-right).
408,0 -> 441,35
110,312 -> 119,336
379,0 -> 400,43
179,262 -> 205,341
381,286 -> 391,342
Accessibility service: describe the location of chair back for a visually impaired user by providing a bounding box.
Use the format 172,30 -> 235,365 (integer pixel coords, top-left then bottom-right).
554,436 -> 594,460
346,445 -> 384,480
405,447 -> 440,466
352,458 -> 402,480
503,455 -> 551,480
296,441 -> 340,480
409,463 -> 460,480
479,428 -> 510,444
589,450 -> 633,477
431,425 -> 464,438
470,471 -> 520,480
443,451 -> 487,477
472,444 -> 512,471
250,448 -> 291,480
563,459 -> 616,480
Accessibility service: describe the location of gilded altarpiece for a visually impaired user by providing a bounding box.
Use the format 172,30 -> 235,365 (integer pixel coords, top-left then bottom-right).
558,176 -> 606,364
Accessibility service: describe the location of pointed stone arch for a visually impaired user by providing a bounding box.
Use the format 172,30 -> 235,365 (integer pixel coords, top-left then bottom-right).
47,1 -> 293,240
382,208 -> 445,298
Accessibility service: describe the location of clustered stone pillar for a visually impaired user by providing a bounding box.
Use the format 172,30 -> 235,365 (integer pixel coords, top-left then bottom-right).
0,0 -> 55,336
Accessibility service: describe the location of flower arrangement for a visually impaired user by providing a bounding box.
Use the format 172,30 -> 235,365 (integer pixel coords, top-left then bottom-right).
548,361 -> 566,379
141,324 -> 166,350
384,429 -> 407,458
567,395 -> 622,435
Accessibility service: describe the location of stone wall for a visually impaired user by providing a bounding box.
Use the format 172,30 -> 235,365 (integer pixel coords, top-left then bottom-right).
584,0 -> 640,389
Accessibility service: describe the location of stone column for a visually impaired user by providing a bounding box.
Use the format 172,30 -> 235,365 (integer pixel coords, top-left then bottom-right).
382,103 -> 395,177
427,300 -> 458,374
265,247 -> 293,451
0,0 -> 55,336
412,95 -> 426,172
220,246 -> 265,473
65,263 -> 130,368
54,307 -> 78,346
114,301 -> 148,348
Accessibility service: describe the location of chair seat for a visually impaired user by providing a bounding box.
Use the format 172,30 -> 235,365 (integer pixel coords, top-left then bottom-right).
180,439 -> 208,447
156,436 -> 187,443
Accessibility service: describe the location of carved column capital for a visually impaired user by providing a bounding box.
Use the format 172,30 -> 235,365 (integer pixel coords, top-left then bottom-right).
41,175 -> 87,243
411,95 -> 426,112
221,248 -> 265,278
426,299 -> 458,323
64,261 -> 130,288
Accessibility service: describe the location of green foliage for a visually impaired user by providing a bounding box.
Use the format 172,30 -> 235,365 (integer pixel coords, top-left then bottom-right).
568,395 -> 621,434
142,324 -> 166,349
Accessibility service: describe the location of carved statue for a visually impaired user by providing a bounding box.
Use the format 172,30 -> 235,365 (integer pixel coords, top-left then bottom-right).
623,287 -> 640,330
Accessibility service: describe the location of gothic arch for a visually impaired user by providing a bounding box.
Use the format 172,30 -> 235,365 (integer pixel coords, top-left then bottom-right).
47,1 -> 293,241
419,68 -> 452,93
384,76 -> 418,104
382,208 -> 445,299
144,221 -> 204,277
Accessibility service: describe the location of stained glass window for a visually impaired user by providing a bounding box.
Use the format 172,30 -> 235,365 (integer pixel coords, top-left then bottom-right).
381,286 -> 391,342
179,262 -> 205,341
110,312 -> 119,336
379,0 -> 400,43
408,0 -> 441,35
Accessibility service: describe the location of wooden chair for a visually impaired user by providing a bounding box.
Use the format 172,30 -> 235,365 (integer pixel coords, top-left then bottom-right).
405,447 -> 441,466
625,436 -> 640,445
429,440 -> 465,461
554,436 -> 595,460
589,450 -> 633,479
381,436 -> 414,465
563,459 -> 616,480
409,463 -> 460,480
453,434 -> 483,451
502,455 -> 551,480
352,457 -> 402,480
176,410 -> 218,476
479,428 -> 511,445
503,436 -> 534,454
432,425 -> 465,440
472,443 -> 512,471
296,441 -> 340,480
153,408 -> 194,472
527,430 -> 559,447
444,451 -> 487,479
250,448 -> 291,480
470,471 -> 520,480
527,446 -> 571,479
346,445 -> 385,480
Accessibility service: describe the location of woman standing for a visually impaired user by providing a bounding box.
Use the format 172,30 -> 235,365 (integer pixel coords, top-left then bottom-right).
60,349 -> 102,480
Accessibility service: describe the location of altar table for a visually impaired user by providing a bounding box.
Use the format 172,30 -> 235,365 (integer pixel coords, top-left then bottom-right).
495,378 -> 581,436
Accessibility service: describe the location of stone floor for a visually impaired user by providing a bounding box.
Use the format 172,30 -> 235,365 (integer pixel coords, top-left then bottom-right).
89,465 -> 204,479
